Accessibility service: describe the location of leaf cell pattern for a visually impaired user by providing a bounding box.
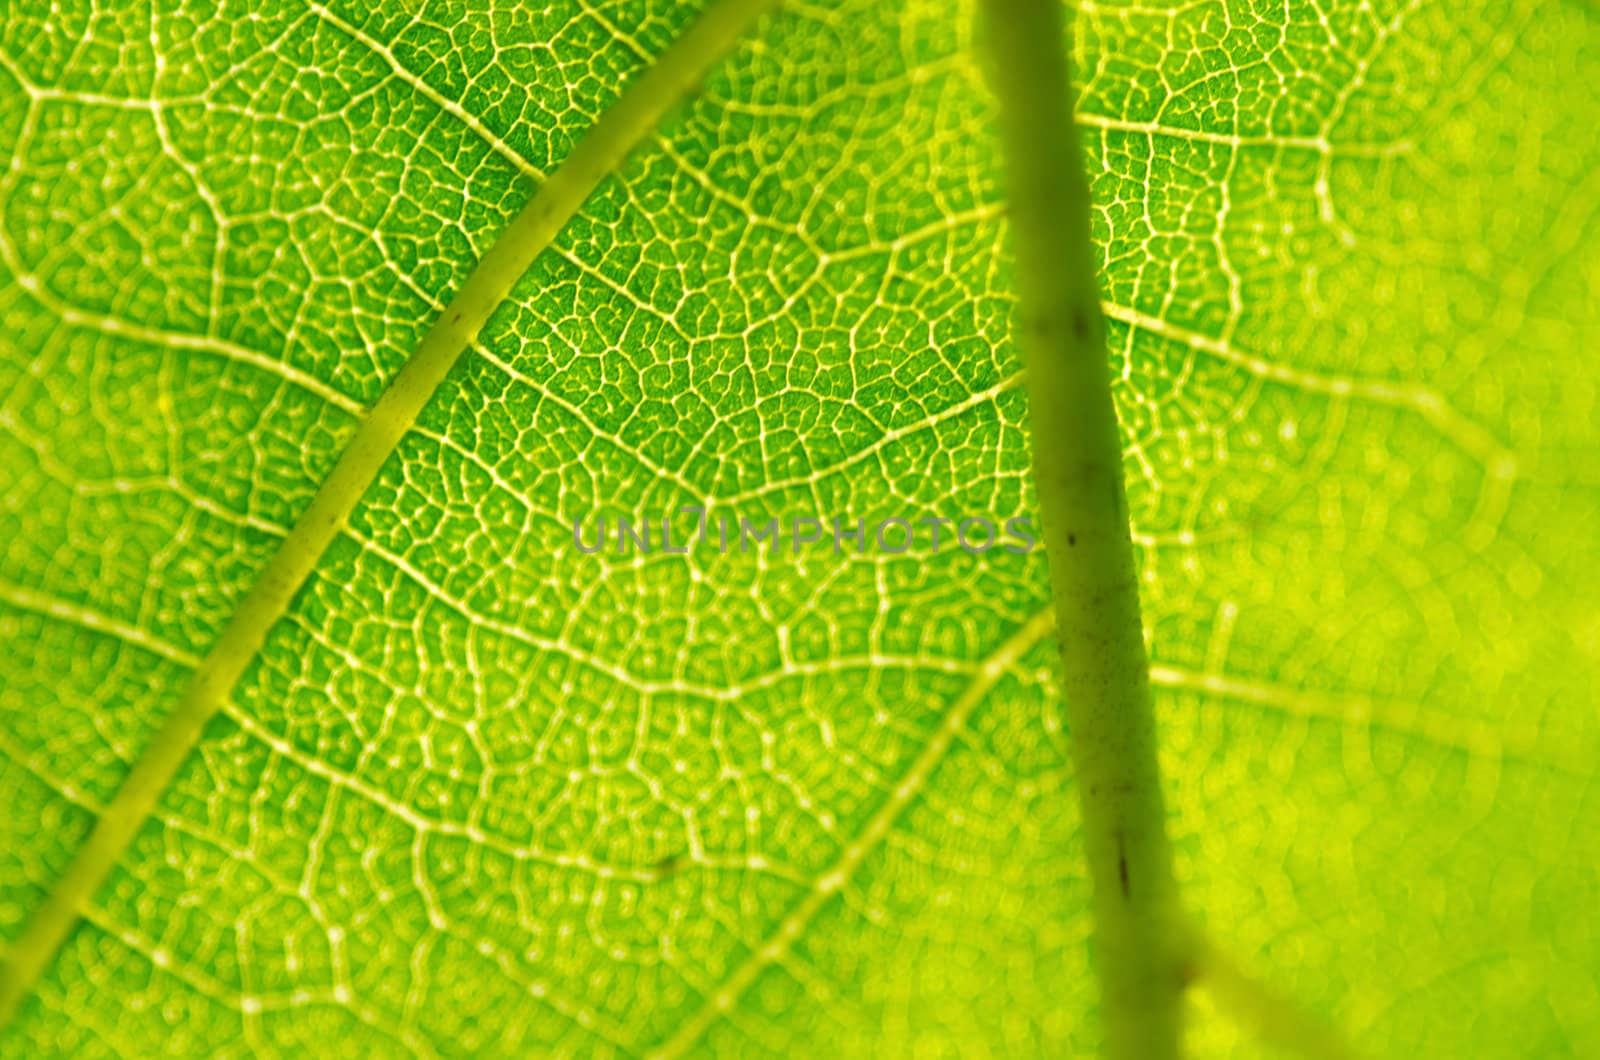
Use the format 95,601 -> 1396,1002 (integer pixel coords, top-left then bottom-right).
1,0 -> 1596,1057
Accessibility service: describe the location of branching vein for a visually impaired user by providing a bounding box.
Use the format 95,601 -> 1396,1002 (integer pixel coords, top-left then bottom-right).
0,0 -> 780,1027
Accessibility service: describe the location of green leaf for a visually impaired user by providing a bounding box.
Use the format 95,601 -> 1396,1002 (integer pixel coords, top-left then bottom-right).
1,0 -> 1596,1057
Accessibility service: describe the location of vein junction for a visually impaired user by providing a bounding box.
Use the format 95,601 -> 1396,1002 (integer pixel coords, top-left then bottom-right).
0,0 -> 780,1028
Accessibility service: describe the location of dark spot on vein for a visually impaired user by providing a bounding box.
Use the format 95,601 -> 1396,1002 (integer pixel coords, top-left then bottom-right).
1176,952 -> 1200,990
650,853 -> 681,879
1067,533 -> 1077,546
1072,313 -> 1091,343
1116,831 -> 1130,899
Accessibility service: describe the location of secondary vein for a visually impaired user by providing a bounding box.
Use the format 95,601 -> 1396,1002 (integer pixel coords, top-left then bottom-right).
644,606 -> 1061,1060
0,0 -> 779,1029
977,0 -> 1190,1057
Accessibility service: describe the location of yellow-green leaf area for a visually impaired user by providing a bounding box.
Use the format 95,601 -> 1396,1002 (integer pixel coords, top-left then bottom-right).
1,0 -> 1596,1057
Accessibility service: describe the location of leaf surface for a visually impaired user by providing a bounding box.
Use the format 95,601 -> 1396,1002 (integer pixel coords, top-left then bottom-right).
1,0 -> 1597,1057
